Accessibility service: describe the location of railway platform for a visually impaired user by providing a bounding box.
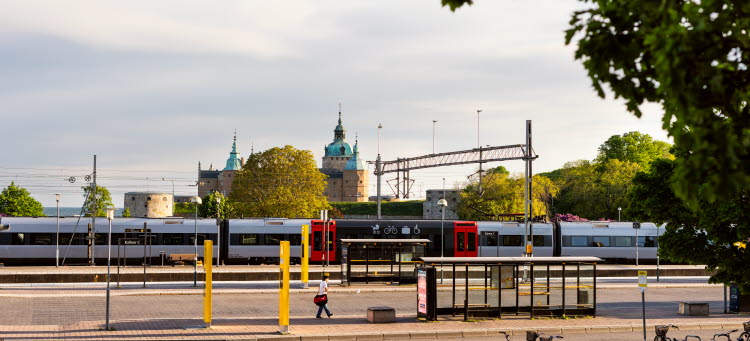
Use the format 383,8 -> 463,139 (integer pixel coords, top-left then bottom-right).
0,264 -> 713,284
0,281 -> 742,340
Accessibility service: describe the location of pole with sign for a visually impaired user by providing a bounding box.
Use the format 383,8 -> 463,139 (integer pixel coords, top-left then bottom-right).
639,270 -> 647,341
301,224 -> 309,289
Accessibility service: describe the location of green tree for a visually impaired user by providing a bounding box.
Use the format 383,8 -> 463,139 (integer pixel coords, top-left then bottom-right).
565,0 -> 750,206
0,182 -> 44,217
458,172 -> 558,220
121,207 -> 131,218
229,145 -> 329,218
82,185 -> 114,217
198,191 -> 234,218
554,159 -> 640,220
596,132 -> 673,167
441,0 -> 750,207
626,158 -> 750,293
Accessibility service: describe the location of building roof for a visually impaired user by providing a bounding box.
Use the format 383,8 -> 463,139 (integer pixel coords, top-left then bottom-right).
324,110 -> 353,157
224,133 -> 242,171
418,256 -> 603,264
344,139 -> 365,170
199,170 -> 221,179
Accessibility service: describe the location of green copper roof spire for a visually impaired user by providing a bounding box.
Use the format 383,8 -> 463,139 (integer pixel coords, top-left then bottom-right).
344,134 -> 365,170
325,104 -> 352,157
224,130 -> 242,171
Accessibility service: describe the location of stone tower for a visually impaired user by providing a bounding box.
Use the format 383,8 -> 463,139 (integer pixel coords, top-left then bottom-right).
343,138 -> 368,202
320,108 -> 368,202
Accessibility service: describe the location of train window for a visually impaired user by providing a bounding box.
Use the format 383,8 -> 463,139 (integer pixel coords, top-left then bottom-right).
29,233 -> 53,245
265,234 -> 284,245
12,233 -> 26,245
593,236 -> 610,247
532,235 -> 551,247
59,233 -> 86,245
639,236 -> 656,247
189,235 -> 207,245
502,235 -> 523,246
614,236 -> 634,247
480,232 -> 498,246
239,234 -> 259,245
163,234 -> 185,245
467,233 -> 476,251
95,233 -> 107,244
570,236 -> 589,247
289,234 -> 301,245
457,233 -> 465,251
313,231 -> 322,251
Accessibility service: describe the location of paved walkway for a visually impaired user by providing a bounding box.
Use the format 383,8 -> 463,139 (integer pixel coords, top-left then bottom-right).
0,284 -> 745,340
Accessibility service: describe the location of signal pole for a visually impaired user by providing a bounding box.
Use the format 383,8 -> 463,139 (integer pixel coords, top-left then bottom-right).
89,155 -> 97,266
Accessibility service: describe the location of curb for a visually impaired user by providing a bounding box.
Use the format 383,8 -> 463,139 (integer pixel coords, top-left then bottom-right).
238,322 -> 743,340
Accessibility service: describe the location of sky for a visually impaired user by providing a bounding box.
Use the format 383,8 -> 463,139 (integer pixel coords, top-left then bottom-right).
0,0 -> 670,208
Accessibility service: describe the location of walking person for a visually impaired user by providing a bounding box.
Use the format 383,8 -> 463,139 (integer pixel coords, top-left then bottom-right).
314,275 -> 333,318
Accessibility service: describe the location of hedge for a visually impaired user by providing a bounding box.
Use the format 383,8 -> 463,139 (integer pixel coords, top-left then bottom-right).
330,201 -> 423,216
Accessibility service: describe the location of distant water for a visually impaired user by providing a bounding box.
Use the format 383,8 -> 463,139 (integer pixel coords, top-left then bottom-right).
43,207 -> 125,217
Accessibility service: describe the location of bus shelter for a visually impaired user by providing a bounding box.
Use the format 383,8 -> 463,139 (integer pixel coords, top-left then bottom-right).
340,239 -> 430,285
416,257 -> 602,321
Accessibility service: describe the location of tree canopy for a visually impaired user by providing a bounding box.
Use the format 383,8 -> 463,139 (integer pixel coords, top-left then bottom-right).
82,185 -> 114,217
626,158 -> 750,292
596,131 -> 673,167
441,0 -> 750,207
553,159 -> 641,220
199,191 -> 233,218
565,0 -> 750,206
458,172 -> 558,220
0,182 -> 44,217
229,145 -> 329,218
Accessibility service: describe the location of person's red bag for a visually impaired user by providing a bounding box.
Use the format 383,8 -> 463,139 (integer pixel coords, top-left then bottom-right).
314,294 -> 328,306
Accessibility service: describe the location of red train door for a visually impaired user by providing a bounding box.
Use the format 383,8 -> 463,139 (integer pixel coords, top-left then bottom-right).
453,221 -> 478,257
310,220 -> 337,263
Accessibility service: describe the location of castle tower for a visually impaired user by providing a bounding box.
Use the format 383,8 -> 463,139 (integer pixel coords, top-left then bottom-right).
343,138 -> 369,202
218,132 -> 242,196
321,109 -> 353,171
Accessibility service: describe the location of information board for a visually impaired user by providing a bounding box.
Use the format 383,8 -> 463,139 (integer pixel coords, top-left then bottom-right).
417,269 -> 427,315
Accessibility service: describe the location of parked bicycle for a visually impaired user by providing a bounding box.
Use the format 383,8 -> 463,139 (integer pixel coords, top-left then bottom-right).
739,322 -> 750,341
711,329 -> 738,341
654,325 -> 702,341
526,331 -> 563,341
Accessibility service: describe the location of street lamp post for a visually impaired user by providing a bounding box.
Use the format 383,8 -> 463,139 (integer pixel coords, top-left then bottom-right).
618,207 -> 622,221
438,198 -> 448,284
215,196 -> 221,267
432,120 -> 437,154
105,207 -> 115,330
55,194 -> 60,268
377,123 -> 383,220
191,196 -> 202,287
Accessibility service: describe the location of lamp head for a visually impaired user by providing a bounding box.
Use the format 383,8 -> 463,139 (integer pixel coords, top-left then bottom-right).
191,196 -> 202,205
55,194 -> 60,202
105,207 -> 115,220
437,199 -> 448,207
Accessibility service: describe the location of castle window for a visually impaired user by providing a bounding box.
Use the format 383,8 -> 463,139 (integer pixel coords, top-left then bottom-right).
131,196 -> 135,201
147,196 -> 151,201
163,197 -> 167,201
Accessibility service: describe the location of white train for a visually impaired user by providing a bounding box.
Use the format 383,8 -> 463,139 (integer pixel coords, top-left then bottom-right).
0,217 -> 664,265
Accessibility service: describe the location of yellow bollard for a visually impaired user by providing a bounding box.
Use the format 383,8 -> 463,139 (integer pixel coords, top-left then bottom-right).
203,240 -> 213,328
301,224 -> 309,289
279,241 -> 290,334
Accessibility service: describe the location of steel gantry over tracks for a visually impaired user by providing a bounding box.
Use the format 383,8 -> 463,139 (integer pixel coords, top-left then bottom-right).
371,120 -> 538,223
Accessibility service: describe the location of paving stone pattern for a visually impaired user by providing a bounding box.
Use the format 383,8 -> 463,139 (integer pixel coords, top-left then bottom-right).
0,286 -> 746,340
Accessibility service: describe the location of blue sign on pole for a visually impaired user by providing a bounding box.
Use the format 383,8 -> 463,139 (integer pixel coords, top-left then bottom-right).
729,284 -> 740,313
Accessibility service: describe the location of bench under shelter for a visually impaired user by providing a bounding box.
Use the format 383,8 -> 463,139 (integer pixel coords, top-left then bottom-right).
416,256 -> 602,321
340,239 -> 430,285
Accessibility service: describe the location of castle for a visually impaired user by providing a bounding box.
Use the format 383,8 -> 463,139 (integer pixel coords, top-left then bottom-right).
198,109 -> 369,202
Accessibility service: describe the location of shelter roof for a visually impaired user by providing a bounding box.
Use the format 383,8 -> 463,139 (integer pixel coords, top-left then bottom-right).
341,238 -> 431,244
418,256 -> 603,264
